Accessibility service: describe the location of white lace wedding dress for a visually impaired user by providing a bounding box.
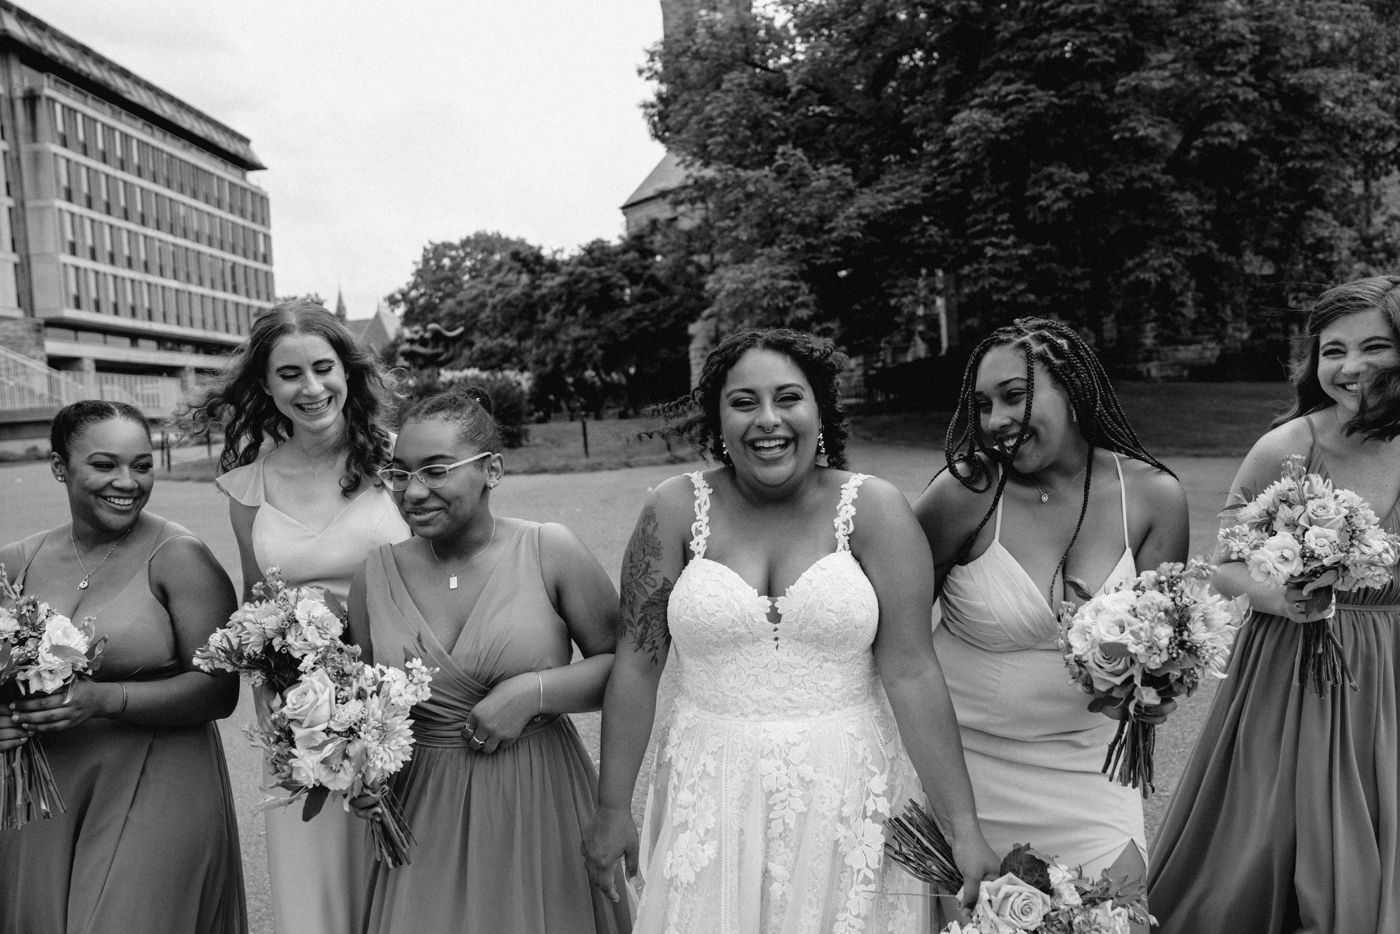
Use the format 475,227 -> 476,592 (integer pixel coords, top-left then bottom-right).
634,471 -> 928,934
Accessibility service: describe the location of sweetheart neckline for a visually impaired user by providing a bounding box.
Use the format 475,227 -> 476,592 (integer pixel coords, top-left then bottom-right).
686,551 -> 860,610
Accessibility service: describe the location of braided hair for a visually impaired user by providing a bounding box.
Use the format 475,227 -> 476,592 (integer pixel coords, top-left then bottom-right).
943,317 -> 1172,599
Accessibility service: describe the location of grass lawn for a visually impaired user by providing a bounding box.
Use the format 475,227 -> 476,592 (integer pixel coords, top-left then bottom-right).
849,381 -> 1291,456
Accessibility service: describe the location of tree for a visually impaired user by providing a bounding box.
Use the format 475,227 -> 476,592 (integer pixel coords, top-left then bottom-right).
646,0 -> 1400,366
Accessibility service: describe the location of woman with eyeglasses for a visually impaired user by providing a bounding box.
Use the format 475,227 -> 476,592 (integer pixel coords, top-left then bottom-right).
346,385 -> 629,934
182,300 -> 409,934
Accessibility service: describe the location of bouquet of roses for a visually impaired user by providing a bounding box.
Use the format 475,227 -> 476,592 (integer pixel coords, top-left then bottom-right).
1218,454 -> 1400,693
194,568 -> 434,866
885,802 -> 1150,934
0,564 -> 106,829
1059,559 -> 1244,795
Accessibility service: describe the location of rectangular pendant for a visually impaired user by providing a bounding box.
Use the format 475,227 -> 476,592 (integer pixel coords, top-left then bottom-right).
449,575 -> 458,590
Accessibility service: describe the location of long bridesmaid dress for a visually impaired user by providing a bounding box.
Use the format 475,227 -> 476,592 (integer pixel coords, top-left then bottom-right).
1147,431 -> 1400,933
361,523 -> 629,934
934,455 -> 1146,877
216,459 -> 408,934
0,519 -> 247,934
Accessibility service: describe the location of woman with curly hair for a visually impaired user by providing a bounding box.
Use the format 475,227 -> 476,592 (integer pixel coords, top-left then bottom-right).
584,327 -> 998,932
182,299 -> 409,934
913,317 -> 1188,897
1148,277 -> 1400,933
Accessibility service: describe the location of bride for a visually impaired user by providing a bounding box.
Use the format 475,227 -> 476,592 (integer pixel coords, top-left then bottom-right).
583,328 -> 998,933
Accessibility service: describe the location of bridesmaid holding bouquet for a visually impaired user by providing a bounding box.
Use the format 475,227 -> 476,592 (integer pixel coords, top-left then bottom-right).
1148,276 -> 1400,933
183,300 -> 408,934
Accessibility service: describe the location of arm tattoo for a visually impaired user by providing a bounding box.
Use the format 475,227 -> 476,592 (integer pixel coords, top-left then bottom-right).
619,506 -> 673,665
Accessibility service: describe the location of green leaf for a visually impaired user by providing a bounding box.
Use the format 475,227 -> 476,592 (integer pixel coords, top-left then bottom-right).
1000,844 -> 1053,895
301,785 -> 331,822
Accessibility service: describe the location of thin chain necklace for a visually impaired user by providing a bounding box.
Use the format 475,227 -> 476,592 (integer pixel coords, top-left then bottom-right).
70,525 -> 132,590
1030,462 -> 1088,504
430,517 -> 497,590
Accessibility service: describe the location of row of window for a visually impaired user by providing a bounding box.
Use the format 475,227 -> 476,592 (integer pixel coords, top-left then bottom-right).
55,156 -> 271,265
50,100 -> 268,226
59,209 -> 272,302
61,262 -> 257,336
45,326 -> 227,358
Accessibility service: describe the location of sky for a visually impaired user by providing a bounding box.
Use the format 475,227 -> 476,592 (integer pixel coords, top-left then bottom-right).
17,0 -> 669,318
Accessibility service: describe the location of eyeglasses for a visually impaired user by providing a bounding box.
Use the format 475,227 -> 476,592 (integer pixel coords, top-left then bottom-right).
377,452 -> 493,491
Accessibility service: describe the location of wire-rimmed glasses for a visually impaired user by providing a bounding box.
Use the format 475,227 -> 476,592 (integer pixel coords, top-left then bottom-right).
377,451 -> 493,491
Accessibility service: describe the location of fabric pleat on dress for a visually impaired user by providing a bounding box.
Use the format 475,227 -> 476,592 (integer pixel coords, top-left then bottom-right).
0,520 -> 247,934
361,524 -> 630,934
1147,443 -> 1400,934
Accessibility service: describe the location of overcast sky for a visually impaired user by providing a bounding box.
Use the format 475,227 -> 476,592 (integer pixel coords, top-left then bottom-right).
18,0 -> 668,318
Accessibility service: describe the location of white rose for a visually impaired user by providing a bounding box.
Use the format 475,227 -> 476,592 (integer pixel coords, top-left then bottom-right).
1247,533 -> 1304,584
974,873 -> 1053,932
281,669 -> 337,733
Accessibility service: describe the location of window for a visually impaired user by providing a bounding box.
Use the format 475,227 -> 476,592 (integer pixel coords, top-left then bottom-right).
65,264 -> 80,309
123,277 -> 136,317
103,224 -> 114,265
83,217 -> 96,260
136,187 -> 146,226
62,212 -> 76,255
79,166 -> 91,208
95,122 -> 107,164
113,129 -> 125,171
98,172 -> 110,214
74,111 -> 86,154
85,268 -> 99,312
56,157 -> 71,201
120,228 -> 132,268
141,281 -> 152,320
117,181 -> 128,220
138,234 -> 148,273
132,141 -> 142,179
52,101 -> 66,147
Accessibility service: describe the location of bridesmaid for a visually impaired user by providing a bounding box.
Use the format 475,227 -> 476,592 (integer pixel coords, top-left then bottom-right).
183,299 -> 408,934
1148,277 -> 1400,933
913,317 -> 1188,887
346,386 -> 630,933
0,401 -> 245,933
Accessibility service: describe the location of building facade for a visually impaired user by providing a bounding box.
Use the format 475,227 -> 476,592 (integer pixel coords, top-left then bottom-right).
0,1 -> 272,416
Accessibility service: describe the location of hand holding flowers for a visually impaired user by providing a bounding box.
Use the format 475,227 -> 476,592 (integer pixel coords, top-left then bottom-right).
0,564 -> 106,829
1059,559 -> 1245,794
885,802 -> 1149,933
1218,455 -> 1400,692
194,568 -> 435,865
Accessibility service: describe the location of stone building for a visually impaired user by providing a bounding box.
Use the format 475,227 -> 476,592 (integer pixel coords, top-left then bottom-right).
0,1 -> 273,418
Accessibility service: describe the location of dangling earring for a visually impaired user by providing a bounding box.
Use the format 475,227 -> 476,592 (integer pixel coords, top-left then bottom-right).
817,432 -> 827,462
721,440 -> 730,463
1071,408 -> 1078,423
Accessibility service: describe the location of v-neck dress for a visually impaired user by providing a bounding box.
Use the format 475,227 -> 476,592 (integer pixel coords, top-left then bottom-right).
0,519 -> 247,934
217,458 -> 409,934
1147,426 -> 1400,933
935,455 -> 1145,878
360,523 -> 630,934
634,471 -> 927,934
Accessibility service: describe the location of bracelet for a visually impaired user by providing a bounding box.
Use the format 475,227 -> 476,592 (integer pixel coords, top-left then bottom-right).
115,682 -> 128,720
536,671 -> 545,716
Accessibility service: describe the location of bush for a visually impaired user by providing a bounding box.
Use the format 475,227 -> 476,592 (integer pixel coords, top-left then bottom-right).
401,368 -> 532,448
863,347 -> 976,412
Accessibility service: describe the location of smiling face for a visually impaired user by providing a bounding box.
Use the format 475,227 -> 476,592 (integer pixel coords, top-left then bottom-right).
263,331 -> 348,438
719,348 -> 822,487
388,416 -> 501,541
1316,308 -> 1400,419
973,344 -> 1079,474
53,417 -> 154,534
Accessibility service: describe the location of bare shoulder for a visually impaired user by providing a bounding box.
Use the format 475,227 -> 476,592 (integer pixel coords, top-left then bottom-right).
1246,417 -> 1314,463
912,454 -> 997,525
536,520 -> 601,566
842,473 -> 913,519
1120,457 -> 1187,514
645,472 -> 706,534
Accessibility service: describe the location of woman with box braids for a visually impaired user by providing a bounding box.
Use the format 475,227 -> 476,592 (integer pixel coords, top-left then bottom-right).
914,316 -> 1189,906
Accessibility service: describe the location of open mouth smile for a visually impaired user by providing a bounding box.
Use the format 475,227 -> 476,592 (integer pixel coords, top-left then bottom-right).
100,495 -> 138,509
749,437 -> 792,456
296,398 -> 334,416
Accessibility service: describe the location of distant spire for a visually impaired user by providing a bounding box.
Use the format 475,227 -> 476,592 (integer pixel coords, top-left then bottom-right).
335,288 -> 347,320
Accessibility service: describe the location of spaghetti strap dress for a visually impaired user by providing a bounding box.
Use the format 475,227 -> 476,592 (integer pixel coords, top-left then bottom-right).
635,471 -> 928,933
935,455 -> 1146,877
216,459 -> 409,934
0,518 -> 247,934
1146,426 -> 1400,933
361,522 -> 630,934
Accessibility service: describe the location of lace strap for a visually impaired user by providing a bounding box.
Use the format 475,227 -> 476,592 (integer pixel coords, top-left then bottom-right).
834,473 -> 870,552
687,471 -> 713,559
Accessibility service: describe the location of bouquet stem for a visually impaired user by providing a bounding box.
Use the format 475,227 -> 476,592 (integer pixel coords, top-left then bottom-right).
368,785 -> 416,868
1103,717 -> 1156,797
1296,619 -> 1358,695
883,801 -> 961,895
1,739 -> 65,830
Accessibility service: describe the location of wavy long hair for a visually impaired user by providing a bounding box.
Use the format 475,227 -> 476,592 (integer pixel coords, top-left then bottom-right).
667,328 -> 851,470
180,300 -> 396,496
1274,275 -> 1400,441
943,317 -> 1171,592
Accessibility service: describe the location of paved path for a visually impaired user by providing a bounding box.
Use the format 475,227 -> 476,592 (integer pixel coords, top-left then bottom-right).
0,444 -> 1241,932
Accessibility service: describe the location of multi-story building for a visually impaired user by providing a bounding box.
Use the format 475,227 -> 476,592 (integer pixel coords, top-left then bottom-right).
0,1 -> 273,418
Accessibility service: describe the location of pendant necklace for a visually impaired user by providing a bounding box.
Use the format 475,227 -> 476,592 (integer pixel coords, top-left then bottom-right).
1030,462 -> 1088,504
430,517 -> 497,590
70,525 -> 132,590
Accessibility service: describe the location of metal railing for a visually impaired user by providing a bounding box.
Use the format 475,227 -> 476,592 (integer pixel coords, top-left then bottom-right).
0,345 -> 184,417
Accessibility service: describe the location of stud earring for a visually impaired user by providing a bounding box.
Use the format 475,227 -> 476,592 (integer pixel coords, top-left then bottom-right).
56,473 -> 66,482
